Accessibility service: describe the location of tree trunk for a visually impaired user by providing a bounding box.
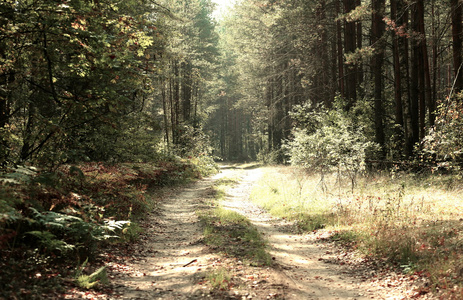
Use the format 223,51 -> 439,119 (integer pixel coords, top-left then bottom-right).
173,61 -> 180,145
161,80 -> 170,149
182,61 -> 192,122
343,0 -> 357,110
420,14 -> 434,127
371,0 -> 386,155
356,0 -> 364,99
415,1 -> 427,140
391,0 -> 404,127
391,0 -> 413,157
410,2 -> 421,150
336,0 -> 345,98
451,0 -> 463,93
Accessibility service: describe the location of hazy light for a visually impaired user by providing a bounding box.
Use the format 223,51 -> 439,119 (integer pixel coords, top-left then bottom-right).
212,0 -> 234,19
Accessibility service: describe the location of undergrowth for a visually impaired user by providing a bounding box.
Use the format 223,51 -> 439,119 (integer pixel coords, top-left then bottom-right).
250,166 -> 463,297
0,156 -> 218,299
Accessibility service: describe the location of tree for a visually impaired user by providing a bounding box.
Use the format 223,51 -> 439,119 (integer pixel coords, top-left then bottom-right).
208,0 -> 463,166
159,0 -> 219,156
371,0 -> 386,155
451,0 -> 463,94
390,0 -> 412,157
0,0 -> 165,166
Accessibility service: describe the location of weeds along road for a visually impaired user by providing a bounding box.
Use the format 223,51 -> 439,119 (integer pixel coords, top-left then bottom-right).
108,165 -> 415,300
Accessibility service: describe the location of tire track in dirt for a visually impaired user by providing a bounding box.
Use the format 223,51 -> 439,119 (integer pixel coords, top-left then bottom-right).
109,165 -> 414,299
111,178 -> 220,299
219,166 -> 412,300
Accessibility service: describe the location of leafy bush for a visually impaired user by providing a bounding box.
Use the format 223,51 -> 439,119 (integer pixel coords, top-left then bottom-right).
284,102 -> 377,188
189,155 -> 220,177
173,125 -> 214,157
422,92 -> 463,171
0,157 -> 217,297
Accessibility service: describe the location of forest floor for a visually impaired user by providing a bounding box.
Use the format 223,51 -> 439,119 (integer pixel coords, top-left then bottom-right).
69,165 -> 432,299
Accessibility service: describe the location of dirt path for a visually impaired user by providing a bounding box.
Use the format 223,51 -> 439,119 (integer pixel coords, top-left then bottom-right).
218,167 -> 415,300
110,178 -> 221,299
107,166 -> 418,299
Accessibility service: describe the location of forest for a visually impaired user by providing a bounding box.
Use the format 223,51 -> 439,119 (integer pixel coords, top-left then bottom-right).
1,0 -> 463,298
2,0 -> 463,172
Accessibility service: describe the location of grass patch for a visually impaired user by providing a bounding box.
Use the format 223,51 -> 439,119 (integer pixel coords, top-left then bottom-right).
199,176 -> 272,267
200,207 -> 272,266
212,177 -> 240,201
206,267 -> 232,290
250,166 -> 463,296
250,167 -> 336,231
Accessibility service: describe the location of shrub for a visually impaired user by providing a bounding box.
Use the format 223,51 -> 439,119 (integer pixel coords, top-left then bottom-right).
26,207 -> 129,258
284,102 -> 377,189
422,92 -> 463,171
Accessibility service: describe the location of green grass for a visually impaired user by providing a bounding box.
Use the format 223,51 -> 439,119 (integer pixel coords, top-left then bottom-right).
250,167 -> 336,231
212,177 -> 240,200
198,176 -> 272,267
75,266 -> 109,289
206,267 -> 231,290
199,207 -> 272,266
249,166 -> 463,296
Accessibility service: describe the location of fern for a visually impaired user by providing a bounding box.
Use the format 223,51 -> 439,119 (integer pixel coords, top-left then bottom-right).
0,166 -> 37,184
29,207 -> 81,228
27,230 -> 75,253
76,266 -> 109,289
0,200 -> 22,224
74,258 -> 109,289
27,207 -> 131,255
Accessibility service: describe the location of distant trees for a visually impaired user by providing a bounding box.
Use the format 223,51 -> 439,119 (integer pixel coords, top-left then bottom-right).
213,0 -> 463,167
159,0 -> 219,156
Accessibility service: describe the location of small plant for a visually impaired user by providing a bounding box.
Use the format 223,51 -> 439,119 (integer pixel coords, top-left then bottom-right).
27,231 -> 75,254
422,92 -> 463,170
207,267 -> 231,290
74,258 -> 109,289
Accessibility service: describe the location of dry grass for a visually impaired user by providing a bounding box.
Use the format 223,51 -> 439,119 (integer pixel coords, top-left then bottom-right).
250,166 -> 463,296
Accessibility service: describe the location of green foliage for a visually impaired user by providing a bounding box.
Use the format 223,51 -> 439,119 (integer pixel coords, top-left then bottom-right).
1,166 -> 38,185
285,101 -> 377,187
174,125 -> 214,157
0,0 -> 166,167
189,155 -> 220,177
207,267 -> 231,291
26,207 -> 129,257
257,149 -> 285,165
76,266 -> 109,289
75,258 -> 109,289
0,158 -> 214,258
422,93 -> 463,171
26,231 -> 75,254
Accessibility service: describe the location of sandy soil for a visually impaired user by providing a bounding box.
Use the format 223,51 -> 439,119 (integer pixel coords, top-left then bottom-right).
106,166 -> 423,299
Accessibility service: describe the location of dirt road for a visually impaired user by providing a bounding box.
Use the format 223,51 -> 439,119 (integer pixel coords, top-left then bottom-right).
108,166 -> 418,299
